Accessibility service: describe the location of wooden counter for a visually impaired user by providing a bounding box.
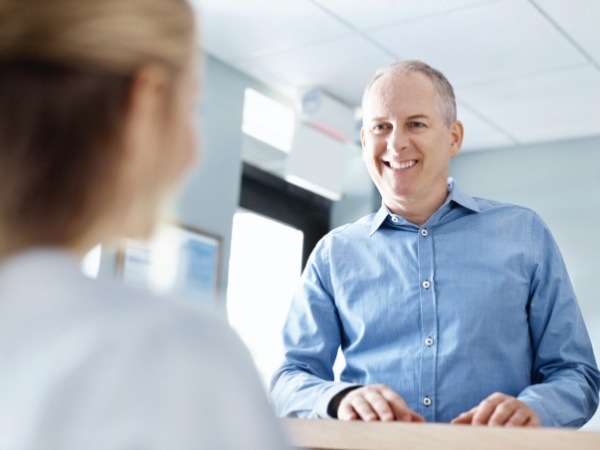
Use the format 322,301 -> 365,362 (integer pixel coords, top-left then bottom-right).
283,418 -> 600,450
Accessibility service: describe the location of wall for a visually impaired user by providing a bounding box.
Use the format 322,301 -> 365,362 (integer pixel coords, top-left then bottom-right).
331,143 -> 379,229
450,135 -> 600,429
175,55 -> 247,310
98,55 -> 278,310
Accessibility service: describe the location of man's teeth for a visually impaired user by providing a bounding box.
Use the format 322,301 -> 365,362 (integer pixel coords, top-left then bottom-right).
389,160 -> 416,169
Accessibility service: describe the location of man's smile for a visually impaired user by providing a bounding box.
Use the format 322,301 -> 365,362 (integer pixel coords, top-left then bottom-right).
384,160 -> 417,170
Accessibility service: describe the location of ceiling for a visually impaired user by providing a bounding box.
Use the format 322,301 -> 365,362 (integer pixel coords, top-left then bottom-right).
192,0 -> 600,152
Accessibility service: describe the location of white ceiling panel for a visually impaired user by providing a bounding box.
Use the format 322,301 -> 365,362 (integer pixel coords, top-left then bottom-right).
193,0 -> 350,60
313,0 -> 495,31
458,65 -> 600,144
457,104 -> 517,151
231,35 -> 395,107
533,0 -> 600,63
367,0 -> 588,87
196,0 -> 600,152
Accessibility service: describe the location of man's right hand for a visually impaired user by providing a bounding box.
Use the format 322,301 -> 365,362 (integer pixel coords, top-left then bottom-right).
337,384 -> 426,422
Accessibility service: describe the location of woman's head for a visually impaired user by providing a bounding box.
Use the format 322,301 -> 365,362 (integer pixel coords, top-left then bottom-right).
0,0 -> 197,255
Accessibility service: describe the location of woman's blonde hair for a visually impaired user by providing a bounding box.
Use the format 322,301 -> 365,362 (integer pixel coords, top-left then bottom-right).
0,0 -> 195,253
0,0 -> 194,74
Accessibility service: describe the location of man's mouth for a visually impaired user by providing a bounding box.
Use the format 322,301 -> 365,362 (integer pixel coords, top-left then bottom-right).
385,160 -> 417,170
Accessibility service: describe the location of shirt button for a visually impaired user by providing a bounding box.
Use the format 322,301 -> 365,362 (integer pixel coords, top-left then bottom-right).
391,217 -> 399,222
425,337 -> 434,347
420,229 -> 428,237
423,396 -> 432,407
422,280 -> 431,289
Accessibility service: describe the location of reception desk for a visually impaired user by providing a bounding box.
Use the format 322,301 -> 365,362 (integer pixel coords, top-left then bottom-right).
283,419 -> 600,450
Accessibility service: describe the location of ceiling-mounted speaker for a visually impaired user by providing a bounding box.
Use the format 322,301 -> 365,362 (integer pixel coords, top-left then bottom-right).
286,121 -> 347,201
297,87 -> 359,142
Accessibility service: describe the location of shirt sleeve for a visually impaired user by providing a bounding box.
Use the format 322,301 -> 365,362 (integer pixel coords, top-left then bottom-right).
517,213 -> 600,427
270,237 -> 360,418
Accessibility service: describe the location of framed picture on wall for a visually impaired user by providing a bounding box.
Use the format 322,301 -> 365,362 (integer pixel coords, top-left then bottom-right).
117,222 -> 221,304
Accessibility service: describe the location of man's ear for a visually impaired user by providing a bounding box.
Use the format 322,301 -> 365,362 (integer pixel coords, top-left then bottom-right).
360,127 -> 367,160
449,120 -> 464,157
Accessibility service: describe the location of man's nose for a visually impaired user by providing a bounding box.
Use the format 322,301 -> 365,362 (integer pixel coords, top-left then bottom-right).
387,127 -> 409,153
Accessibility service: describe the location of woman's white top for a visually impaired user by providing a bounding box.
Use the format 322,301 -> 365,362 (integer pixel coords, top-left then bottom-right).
0,249 -> 289,449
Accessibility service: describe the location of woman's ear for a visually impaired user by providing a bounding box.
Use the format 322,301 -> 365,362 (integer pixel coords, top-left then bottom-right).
122,65 -> 171,167
115,65 -> 173,239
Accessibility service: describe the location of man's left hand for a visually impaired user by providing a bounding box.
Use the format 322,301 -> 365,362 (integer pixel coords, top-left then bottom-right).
451,392 -> 540,427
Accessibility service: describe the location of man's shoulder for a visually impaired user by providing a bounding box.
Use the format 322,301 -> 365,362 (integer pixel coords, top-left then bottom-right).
325,213 -> 377,238
307,213 -> 377,261
471,196 -> 538,219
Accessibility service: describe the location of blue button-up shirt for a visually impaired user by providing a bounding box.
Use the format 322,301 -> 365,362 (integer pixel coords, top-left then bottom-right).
270,179 -> 599,426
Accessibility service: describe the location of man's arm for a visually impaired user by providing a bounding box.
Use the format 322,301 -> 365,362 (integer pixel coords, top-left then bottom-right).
453,213 -> 599,427
519,214 -> 599,426
270,239 -> 359,418
270,238 -> 425,422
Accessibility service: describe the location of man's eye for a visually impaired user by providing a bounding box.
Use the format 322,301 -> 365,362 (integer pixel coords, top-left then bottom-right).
410,121 -> 426,128
372,124 -> 390,133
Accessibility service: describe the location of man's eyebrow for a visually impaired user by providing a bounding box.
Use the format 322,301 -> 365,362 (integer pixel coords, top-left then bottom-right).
406,114 -> 429,121
368,114 -> 430,122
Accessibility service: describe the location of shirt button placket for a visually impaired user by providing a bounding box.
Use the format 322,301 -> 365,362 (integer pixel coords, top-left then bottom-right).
418,225 -> 436,421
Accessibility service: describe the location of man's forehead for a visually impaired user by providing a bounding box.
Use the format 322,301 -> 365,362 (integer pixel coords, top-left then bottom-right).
370,71 -> 434,95
363,72 -> 438,116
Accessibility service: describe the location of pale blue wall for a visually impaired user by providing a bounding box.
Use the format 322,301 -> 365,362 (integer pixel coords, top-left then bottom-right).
98,55 -> 274,308
176,55 -> 293,308
176,55 -> 247,308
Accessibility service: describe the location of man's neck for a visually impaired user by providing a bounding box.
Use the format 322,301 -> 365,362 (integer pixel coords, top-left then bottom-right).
387,188 -> 450,227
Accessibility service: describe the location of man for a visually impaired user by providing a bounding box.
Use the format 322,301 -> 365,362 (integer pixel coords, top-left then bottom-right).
270,60 -> 599,427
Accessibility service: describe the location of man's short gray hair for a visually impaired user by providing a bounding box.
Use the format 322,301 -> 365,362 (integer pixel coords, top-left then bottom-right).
362,60 -> 457,128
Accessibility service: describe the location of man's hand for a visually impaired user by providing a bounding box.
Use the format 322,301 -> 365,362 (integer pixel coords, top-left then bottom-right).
337,384 -> 426,422
451,392 -> 540,427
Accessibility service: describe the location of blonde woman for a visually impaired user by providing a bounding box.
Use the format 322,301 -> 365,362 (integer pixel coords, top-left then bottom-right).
0,0 -> 288,448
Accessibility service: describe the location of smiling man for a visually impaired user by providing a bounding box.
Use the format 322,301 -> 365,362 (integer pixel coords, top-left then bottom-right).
270,60 -> 599,427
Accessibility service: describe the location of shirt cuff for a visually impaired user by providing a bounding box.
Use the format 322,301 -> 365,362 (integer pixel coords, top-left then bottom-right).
518,395 -> 554,426
315,382 -> 362,419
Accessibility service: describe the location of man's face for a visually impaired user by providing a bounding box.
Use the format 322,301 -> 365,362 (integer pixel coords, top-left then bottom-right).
361,72 -> 463,215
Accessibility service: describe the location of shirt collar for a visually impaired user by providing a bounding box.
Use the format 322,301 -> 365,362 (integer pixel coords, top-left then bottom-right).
447,178 -> 480,213
369,178 -> 480,236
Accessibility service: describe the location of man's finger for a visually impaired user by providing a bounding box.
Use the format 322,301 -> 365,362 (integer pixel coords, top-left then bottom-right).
502,407 -> 530,427
488,399 -> 519,426
378,387 -> 413,421
363,389 -> 397,421
472,393 -> 506,425
337,404 -> 358,421
409,411 -> 427,423
343,393 -> 379,421
451,409 -> 475,425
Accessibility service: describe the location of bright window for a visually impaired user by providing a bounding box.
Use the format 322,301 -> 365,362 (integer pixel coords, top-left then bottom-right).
81,244 -> 102,279
242,88 -> 295,153
227,210 -> 303,389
